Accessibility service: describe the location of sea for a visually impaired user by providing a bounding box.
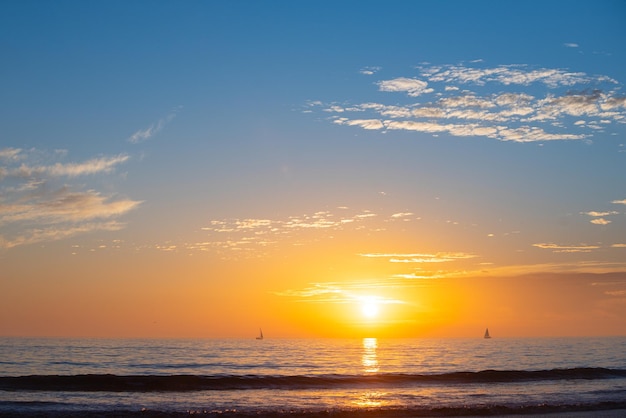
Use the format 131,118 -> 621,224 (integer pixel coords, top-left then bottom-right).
1,336 -> 625,417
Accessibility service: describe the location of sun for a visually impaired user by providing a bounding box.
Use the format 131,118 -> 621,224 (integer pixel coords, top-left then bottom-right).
361,299 -> 380,319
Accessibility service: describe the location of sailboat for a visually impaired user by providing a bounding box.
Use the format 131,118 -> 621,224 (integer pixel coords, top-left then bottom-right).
256,328 -> 264,340
484,328 -> 491,339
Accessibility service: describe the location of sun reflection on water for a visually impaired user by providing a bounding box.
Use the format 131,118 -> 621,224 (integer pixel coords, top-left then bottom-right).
354,390 -> 388,408
361,337 -> 379,373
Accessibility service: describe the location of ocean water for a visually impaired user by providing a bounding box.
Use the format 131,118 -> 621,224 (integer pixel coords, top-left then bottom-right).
1,337 -> 625,417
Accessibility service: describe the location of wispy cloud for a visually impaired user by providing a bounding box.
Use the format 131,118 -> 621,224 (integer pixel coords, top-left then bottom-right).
309,63 -> 626,143
0,220 -> 127,249
360,66 -> 381,75
583,211 -> 619,217
0,189 -> 140,225
128,107 -> 180,144
564,43 -> 579,48
533,243 -> 601,253
0,148 -> 141,249
0,148 -> 22,161
178,208 -> 419,258
274,281 -> 406,305
359,252 -> 476,263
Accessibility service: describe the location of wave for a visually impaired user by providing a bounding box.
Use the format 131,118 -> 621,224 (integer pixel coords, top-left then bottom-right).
1,367 -> 625,392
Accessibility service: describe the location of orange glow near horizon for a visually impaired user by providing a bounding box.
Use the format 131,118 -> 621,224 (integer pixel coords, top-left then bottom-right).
2,232 -> 626,339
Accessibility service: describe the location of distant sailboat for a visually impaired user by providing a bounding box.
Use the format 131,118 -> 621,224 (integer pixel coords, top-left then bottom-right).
256,328 -> 264,340
484,328 -> 491,339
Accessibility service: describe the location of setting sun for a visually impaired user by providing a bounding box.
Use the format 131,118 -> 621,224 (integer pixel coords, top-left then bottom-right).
360,298 -> 380,319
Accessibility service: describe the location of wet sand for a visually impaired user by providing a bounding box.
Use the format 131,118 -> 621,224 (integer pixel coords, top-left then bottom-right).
488,411 -> 626,418
3,410 -> 626,417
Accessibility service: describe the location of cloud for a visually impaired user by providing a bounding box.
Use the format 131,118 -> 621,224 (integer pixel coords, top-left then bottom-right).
533,243 -> 601,253
0,148 -> 140,249
185,208 -> 416,257
359,252 -> 476,263
564,43 -> 579,48
47,155 -> 130,177
0,150 -> 129,180
274,281 -> 406,305
334,118 -> 386,130
423,64 -> 606,87
582,210 -> 619,225
360,66 -> 381,75
0,221 -> 126,249
311,63 -> 625,143
583,211 -> 619,217
377,77 -> 432,96
0,148 -> 22,161
128,108 -> 180,143
612,199 -> 626,205
605,290 -> 626,296
0,189 -> 141,225
391,212 -> 413,219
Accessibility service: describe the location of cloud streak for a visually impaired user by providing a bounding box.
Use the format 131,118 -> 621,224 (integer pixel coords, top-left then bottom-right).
533,243 -> 601,253
183,208 -> 420,257
128,107 -> 180,143
0,148 -> 141,249
359,252 -> 476,263
274,281 -> 406,306
311,63 -> 626,143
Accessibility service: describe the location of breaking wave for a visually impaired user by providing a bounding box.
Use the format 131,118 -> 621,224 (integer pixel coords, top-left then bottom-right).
2,367 -> 625,392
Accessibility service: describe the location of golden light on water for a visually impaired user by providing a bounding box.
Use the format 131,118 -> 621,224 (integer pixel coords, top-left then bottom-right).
361,337 -> 379,373
354,391 -> 387,408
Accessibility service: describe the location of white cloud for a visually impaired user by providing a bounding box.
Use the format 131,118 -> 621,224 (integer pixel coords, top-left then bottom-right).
3,154 -> 130,180
424,64 -> 605,87
1,221 -> 126,249
391,212 -> 413,218
564,43 -> 579,48
335,118 -> 385,130
48,155 -> 130,177
0,149 -> 140,249
313,63 -> 625,143
128,107 -> 180,143
590,218 -> 611,225
612,199 -> 626,205
378,77 -> 431,97
360,66 -> 381,75
191,208 -> 419,257
0,189 -> 141,225
0,148 -> 22,161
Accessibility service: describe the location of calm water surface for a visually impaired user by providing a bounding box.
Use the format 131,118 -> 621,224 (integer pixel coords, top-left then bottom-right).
1,337 -> 625,416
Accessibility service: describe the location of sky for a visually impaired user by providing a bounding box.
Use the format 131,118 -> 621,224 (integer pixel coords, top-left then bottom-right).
1,0 -> 626,339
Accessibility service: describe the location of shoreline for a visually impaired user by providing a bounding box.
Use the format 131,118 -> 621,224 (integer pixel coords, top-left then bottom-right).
2,410 -> 626,418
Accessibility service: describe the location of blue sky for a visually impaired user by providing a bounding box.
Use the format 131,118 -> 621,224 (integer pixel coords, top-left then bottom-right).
1,1 -> 626,337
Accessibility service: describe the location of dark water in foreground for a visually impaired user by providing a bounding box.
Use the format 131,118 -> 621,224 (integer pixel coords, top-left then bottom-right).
1,337 -> 625,416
